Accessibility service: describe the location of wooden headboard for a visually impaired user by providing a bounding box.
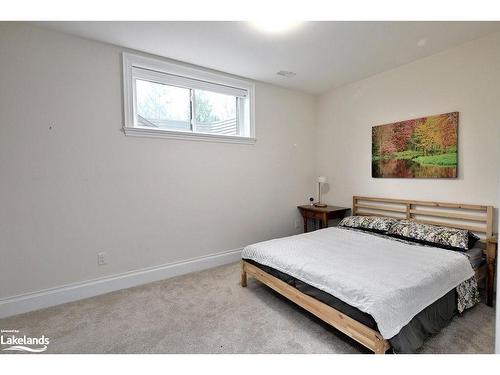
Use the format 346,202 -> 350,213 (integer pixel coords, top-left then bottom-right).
352,196 -> 494,240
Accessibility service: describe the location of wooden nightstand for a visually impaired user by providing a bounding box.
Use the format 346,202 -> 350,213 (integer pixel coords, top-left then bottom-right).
297,205 -> 350,233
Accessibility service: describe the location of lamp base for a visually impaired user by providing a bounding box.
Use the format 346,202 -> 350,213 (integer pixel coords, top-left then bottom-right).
313,203 -> 327,208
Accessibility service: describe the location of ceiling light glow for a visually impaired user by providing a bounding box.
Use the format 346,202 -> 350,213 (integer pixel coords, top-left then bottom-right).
251,21 -> 302,34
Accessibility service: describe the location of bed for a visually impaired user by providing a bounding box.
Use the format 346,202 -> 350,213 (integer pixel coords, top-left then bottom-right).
240,196 -> 496,354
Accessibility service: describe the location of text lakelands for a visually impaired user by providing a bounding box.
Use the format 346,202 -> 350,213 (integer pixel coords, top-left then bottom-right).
0,335 -> 50,346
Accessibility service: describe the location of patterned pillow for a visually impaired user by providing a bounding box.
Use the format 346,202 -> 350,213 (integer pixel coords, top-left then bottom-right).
338,216 -> 399,233
387,220 -> 479,251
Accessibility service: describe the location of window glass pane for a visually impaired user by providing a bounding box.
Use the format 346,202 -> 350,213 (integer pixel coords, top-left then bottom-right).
193,90 -> 238,135
135,79 -> 191,131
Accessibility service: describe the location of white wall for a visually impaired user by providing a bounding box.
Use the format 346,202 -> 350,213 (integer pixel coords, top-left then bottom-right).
0,23 -> 317,299
497,174 -> 500,354
317,32 -> 500,214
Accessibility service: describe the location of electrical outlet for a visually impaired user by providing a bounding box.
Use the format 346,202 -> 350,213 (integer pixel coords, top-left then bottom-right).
97,252 -> 108,265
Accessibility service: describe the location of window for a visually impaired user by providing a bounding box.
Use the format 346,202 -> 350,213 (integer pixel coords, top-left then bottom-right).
136,79 -> 191,131
122,53 -> 255,144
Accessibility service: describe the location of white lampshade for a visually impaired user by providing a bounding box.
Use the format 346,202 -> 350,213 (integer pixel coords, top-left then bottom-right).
318,176 -> 327,183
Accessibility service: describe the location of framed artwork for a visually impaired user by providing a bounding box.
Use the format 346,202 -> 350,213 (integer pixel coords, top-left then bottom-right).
372,112 -> 458,178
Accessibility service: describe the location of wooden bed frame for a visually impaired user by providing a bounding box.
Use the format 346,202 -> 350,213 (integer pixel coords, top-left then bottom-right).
240,196 -> 496,354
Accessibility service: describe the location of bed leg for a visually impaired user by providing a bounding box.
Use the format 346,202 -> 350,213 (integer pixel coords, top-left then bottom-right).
485,238 -> 496,307
240,261 -> 247,287
373,345 -> 386,354
486,262 -> 494,307
373,337 -> 389,354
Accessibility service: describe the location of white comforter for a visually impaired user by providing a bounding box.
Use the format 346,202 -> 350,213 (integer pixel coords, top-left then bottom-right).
241,227 -> 474,339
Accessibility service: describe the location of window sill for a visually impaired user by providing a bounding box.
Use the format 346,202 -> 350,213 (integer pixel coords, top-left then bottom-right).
123,127 -> 256,145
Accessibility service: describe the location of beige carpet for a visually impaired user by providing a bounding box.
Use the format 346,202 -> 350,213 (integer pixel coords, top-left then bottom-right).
0,262 -> 495,354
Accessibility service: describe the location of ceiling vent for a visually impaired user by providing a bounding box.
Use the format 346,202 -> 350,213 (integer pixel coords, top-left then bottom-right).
276,70 -> 296,78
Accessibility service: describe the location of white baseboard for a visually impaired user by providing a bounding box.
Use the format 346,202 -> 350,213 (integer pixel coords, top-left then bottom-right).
0,248 -> 242,319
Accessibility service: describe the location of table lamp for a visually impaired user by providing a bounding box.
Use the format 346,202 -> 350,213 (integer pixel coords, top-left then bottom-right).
314,176 -> 328,208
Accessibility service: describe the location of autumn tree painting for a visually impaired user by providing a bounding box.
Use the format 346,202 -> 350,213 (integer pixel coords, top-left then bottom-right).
372,112 -> 458,178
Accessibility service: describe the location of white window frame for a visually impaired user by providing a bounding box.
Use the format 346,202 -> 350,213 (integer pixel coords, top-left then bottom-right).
122,52 -> 256,144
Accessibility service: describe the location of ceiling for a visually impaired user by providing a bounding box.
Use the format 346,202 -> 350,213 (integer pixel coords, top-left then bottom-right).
35,21 -> 500,94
